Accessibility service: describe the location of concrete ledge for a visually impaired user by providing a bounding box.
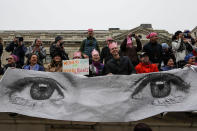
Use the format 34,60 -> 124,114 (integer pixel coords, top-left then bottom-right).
0,112 -> 197,131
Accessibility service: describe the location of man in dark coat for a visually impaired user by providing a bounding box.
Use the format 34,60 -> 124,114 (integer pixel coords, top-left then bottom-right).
103,42 -> 136,75
143,32 -> 162,68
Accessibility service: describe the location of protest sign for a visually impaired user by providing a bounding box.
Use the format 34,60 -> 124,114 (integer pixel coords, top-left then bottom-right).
63,59 -> 89,75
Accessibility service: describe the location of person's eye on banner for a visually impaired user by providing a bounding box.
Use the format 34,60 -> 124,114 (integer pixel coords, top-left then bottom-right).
7,77 -> 65,107
130,73 -> 190,105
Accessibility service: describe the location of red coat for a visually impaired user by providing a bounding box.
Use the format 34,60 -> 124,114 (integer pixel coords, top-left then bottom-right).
193,50 -> 197,56
135,62 -> 159,74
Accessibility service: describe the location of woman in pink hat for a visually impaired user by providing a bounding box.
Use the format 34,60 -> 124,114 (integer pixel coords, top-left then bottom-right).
0,55 -> 21,75
89,49 -> 104,77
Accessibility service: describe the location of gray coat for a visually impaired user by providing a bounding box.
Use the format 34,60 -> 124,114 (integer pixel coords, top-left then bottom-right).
25,45 -> 46,65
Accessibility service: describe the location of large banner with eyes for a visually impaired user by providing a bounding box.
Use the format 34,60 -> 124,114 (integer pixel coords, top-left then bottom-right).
0,67 -> 197,122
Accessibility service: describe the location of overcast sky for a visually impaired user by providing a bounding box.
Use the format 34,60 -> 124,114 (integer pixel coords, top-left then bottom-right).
0,0 -> 196,33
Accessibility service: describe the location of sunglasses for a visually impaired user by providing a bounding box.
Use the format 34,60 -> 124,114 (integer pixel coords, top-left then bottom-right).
6,57 -> 13,60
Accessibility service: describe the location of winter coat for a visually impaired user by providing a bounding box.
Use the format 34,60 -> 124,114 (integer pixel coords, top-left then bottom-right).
171,39 -> 186,62
103,56 -> 136,75
100,46 -> 113,64
23,64 -> 45,71
50,43 -> 69,60
135,62 -> 159,74
120,38 -> 142,66
143,42 -> 163,65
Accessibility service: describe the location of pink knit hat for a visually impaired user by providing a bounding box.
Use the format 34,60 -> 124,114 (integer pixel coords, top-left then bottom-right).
88,28 -> 94,32
106,37 -> 113,41
11,55 -> 19,62
146,32 -> 158,39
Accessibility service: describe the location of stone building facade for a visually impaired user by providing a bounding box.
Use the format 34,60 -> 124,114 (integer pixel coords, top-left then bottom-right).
0,24 -> 172,65
191,26 -> 197,39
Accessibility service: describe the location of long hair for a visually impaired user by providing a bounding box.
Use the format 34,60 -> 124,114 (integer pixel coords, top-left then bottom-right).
33,38 -> 42,46
172,31 -> 182,41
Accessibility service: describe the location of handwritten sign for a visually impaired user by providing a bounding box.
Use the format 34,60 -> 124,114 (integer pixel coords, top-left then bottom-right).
63,59 -> 89,75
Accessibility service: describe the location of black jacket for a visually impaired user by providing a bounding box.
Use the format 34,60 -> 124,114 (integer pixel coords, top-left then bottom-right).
100,46 -> 113,64
50,43 -> 69,60
162,48 -> 176,65
103,56 -> 136,75
143,42 -> 163,64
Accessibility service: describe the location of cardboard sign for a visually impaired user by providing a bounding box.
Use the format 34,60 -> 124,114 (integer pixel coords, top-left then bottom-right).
63,59 -> 89,75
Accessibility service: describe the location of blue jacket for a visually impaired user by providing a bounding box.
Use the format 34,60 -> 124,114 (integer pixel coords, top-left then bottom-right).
23,64 -> 45,71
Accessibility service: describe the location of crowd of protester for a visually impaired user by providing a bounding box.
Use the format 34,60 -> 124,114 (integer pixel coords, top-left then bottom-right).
0,28 -> 197,76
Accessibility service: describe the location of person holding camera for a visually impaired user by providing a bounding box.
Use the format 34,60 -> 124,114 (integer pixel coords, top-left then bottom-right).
26,38 -> 46,65
171,31 -> 190,68
183,30 -> 196,45
182,30 -> 195,54
50,36 -> 69,60
6,37 -> 18,54
5,36 -> 27,68
120,33 -> 142,66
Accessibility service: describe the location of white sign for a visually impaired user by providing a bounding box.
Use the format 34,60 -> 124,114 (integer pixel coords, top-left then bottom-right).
0,67 -> 197,122
62,59 -> 89,75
